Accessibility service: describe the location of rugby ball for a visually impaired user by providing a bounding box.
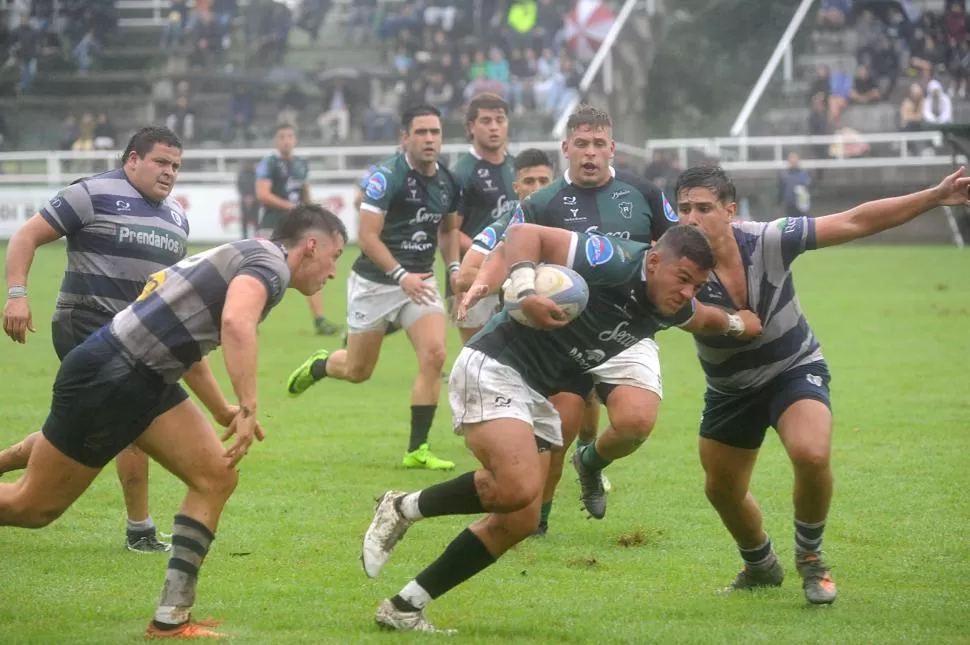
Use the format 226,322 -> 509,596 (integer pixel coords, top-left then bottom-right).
504,264 -> 589,328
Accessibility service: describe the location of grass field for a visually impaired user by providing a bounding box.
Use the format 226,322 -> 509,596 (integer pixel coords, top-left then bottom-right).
0,243 -> 968,644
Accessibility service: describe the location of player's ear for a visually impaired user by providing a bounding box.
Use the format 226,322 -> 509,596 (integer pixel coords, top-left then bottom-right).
725,200 -> 737,221
560,139 -> 568,157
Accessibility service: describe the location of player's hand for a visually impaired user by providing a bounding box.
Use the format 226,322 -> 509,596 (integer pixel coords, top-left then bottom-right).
221,408 -> 265,468
736,310 -> 763,339
3,297 -> 35,344
455,269 -> 476,295
213,404 -> 239,427
520,295 -> 569,330
458,283 -> 489,321
933,165 -> 970,206
400,272 -> 437,305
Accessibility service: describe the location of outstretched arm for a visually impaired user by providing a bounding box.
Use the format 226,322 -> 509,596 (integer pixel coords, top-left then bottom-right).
815,166 -> 970,248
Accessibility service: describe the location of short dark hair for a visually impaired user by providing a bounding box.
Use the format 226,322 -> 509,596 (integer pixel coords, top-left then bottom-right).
275,122 -> 296,134
466,92 -> 509,126
119,126 -> 182,167
271,204 -> 348,247
565,104 -> 612,136
652,225 -> 716,272
673,165 -> 737,204
401,104 -> 442,133
514,148 -> 553,173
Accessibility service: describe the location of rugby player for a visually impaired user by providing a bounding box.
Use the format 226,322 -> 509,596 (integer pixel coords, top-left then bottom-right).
448,93 -> 518,343
0,204 -> 347,638
286,105 -> 462,470
360,223 -> 762,633
674,165 -> 970,604
459,105 -> 680,531
256,122 -> 340,336
0,126 -> 202,553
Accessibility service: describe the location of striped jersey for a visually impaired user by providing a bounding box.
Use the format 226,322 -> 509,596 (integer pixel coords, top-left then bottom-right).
40,168 -> 189,317
694,216 -> 823,394
108,239 -> 290,384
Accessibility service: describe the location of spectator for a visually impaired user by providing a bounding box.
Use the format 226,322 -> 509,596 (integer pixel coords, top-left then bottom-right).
211,0 -> 238,34
849,65 -> 881,104
58,115 -> 79,151
533,0 -> 563,51
778,152 -> 813,219
236,160 -> 258,239
71,112 -> 95,152
868,35 -> 899,98
900,83 -> 924,131
943,1 -> 965,49
224,83 -> 256,143
392,44 -> 414,76
808,64 -> 831,106
424,72 -> 454,117
816,0 -> 851,28
12,13 -> 40,95
160,0 -> 189,49
187,10 -> 223,69
166,95 -> 196,141
486,46 -> 511,98
256,2 -> 291,66
363,81 -> 401,142
922,79 -> 953,125
73,29 -> 99,73
296,0 -> 328,42
949,36 -> 970,98
93,112 -> 116,150
910,29 -> 944,83
508,46 -> 532,113
808,92 -> 832,159
855,10 -> 884,57
278,83 -> 307,126
317,79 -> 352,143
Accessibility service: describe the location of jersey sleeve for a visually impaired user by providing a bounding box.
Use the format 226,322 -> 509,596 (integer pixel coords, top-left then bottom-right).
567,233 -> 641,287
449,178 -> 463,215
637,176 -> 679,241
670,299 -> 697,327
254,156 -> 273,180
763,216 -> 818,269
360,166 -> 394,216
237,247 -> 291,314
40,181 -> 95,236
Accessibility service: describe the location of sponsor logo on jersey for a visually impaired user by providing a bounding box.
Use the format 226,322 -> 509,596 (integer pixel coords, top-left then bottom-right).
611,189 -> 631,199
662,193 -> 679,222
585,225 -> 631,239
585,235 -> 614,266
784,217 -> 799,234
365,171 -> 388,201
116,224 -> 186,256
475,226 -> 498,250
565,208 -> 585,222
401,229 -> 434,252
409,207 -> 443,225
806,373 -> 823,387
618,201 -> 633,219
598,320 -> 639,348
568,347 -> 606,370
490,194 -> 517,221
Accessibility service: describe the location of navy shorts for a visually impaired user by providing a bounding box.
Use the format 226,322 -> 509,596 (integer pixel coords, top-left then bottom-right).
551,374 -> 614,405
699,361 -> 832,450
51,307 -> 113,360
41,329 -> 188,468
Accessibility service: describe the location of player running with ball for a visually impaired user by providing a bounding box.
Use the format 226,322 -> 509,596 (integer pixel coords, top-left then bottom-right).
359,222 -> 762,634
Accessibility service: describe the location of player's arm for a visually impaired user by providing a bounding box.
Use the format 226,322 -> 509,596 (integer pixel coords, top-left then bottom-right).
814,166 -> 970,248
680,302 -> 763,339
254,159 -> 292,211
181,358 -> 236,427
220,274 -> 268,467
359,209 -> 437,305
439,211 -> 461,286
353,189 -> 363,212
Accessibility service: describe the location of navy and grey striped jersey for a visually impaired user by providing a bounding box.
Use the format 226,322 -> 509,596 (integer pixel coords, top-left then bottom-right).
40,169 -> 189,316
109,240 -> 290,384
694,217 -> 823,394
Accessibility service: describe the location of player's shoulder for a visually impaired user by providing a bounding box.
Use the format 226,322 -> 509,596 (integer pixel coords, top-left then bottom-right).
614,169 -> 664,199
451,152 -> 478,181
76,168 -> 130,196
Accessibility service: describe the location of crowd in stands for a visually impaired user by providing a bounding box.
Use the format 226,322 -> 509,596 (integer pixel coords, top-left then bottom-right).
811,0 -> 967,152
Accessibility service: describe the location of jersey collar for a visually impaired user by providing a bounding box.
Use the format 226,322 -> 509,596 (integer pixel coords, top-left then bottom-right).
468,145 -> 510,164
404,151 -> 439,175
563,166 -> 616,186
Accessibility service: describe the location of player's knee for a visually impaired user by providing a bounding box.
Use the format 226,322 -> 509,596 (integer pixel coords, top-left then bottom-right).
612,413 -> 656,443
417,343 -> 447,372
704,475 -> 745,508
790,445 -> 830,474
344,362 -> 375,383
189,465 -> 239,500
489,475 -> 541,513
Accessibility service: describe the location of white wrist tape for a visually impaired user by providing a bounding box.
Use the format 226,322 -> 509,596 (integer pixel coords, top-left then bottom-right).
508,262 -> 537,300
725,312 -> 745,337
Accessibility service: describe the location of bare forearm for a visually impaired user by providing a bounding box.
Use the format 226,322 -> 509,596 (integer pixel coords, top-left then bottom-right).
5,232 -> 38,288
439,224 -> 460,266
259,194 -> 293,211
221,319 -> 259,411
182,358 -> 231,418
459,231 -> 474,255
472,244 -> 509,294
841,187 -> 940,238
686,307 -> 731,336
360,233 -> 403,274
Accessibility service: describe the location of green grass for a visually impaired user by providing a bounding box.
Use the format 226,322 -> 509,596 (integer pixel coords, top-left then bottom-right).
0,243 -> 968,644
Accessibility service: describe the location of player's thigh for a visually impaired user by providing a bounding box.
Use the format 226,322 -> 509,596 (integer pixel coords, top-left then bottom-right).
699,436 -> 760,500
449,347 -> 563,452
770,363 -> 834,467
602,384 -> 661,435
346,271 -> 408,334
134,398 -> 236,495
398,276 -> 446,332
405,309 -> 446,364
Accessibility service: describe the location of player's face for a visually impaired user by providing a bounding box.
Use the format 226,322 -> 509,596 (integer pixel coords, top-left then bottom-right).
295,232 -> 345,295
513,165 -> 553,200
128,143 -> 181,202
562,125 -> 614,187
644,252 -> 709,315
469,108 -> 509,153
275,128 -> 297,157
676,187 -> 736,242
403,115 -> 443,165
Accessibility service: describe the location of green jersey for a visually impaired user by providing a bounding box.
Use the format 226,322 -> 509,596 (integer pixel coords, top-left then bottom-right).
470,168 -> 677,254
255,153 -> 310,230
354,153 -> 463,284
468,233 -> 695,395
451,149 -> 518,243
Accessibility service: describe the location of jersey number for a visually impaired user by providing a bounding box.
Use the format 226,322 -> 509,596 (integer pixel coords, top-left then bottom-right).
137,270 -> 167,301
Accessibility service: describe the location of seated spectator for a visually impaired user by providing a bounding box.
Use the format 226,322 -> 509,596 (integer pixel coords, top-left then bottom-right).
807,64 -> 831,105
256,2 -> 291,66
900,83 -> 924,131
910,29 -> 944,83
73,29 -> 99,73
829,69 -> 852,121
160,0 -> 189,49
278,83 -> 307,126
486,46 -> 511,99
58,115 -> 79,151
317,78 -> 353,143
816,0 -> 851,28
166,95 -> 196,141
187,10 -> 223,69
424,72 -> 454,117
855,10 -> 884,58
93,112 -> 116,150
364,81 -> 401,142
211,0 -> 237,34
922,79 -> 953,126
884,7 -> 913,58
224,83 -> 256,143
12,14 -> 40,95
949,36 -> 970,98
392,44 -> 414,77
868,35 -> 899,98
850,65 -> 882,104
71,112 -> 95,151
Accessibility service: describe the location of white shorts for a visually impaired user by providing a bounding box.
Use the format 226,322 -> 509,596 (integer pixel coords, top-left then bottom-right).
346,271 -> 445,333
450,293 -> 501,329
589,337 -> 663,397
448,348 -> 563,448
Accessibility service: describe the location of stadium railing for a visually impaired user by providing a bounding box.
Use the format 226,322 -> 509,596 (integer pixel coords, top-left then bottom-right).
0,132 -> 951,186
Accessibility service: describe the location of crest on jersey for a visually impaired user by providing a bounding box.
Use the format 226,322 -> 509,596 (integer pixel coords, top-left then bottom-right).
563,195 -> 577,205
477,168 -> 490,178
618,201 -> 633,219
585,235 -> 614,266
662,193 -> 679,222
365,172 -> 387,201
